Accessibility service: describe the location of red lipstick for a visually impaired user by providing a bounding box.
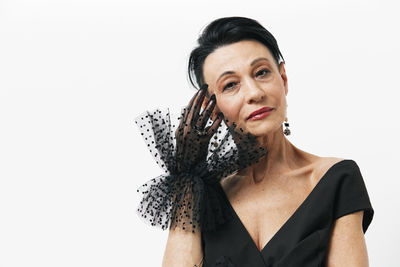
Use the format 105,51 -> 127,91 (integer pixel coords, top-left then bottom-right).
247,107 -> 274,121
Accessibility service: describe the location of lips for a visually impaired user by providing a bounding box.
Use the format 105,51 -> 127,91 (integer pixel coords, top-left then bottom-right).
247,107 -> 274,120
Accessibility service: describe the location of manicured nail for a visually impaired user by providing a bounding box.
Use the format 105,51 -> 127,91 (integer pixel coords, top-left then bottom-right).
210,94 -> 216,101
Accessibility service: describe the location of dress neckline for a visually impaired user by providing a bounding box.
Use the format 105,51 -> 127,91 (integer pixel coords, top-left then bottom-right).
217,159 -> 348,254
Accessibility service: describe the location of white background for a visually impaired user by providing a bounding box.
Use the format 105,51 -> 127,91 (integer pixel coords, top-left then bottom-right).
0,0 -> 399,266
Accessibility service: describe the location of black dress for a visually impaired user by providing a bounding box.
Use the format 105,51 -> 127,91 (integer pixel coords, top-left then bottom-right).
134,109 -> 374,267
201,159 -> 374,267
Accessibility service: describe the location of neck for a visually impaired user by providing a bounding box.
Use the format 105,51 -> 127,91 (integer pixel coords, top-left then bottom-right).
246,125 -> 301,184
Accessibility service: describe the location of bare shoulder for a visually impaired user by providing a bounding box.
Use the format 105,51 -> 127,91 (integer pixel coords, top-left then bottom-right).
220,156 -> 346,194
310,156 -> 346,185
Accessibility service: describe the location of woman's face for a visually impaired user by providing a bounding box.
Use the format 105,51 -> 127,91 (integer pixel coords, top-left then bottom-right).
203,40 -> 288,137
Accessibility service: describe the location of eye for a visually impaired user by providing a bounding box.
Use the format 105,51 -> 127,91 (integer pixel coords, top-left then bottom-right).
256,69 -> 270,77
222,82 -> 238,91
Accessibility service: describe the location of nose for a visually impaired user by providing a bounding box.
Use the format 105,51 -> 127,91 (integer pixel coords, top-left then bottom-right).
242,76 -> 265,104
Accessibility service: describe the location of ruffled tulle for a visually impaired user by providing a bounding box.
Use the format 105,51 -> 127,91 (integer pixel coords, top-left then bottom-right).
134,107 -> 267,233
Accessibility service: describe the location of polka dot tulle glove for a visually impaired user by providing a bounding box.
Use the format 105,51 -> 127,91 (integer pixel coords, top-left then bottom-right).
134,84 -> 267,233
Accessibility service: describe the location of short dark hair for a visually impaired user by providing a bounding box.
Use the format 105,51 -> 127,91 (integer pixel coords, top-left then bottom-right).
187,16 -> 285,92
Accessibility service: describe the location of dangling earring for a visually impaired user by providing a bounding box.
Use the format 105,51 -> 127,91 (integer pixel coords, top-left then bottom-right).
283,117 -> 291,136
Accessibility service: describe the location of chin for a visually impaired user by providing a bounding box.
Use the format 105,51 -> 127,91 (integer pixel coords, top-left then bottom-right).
246,123 -> 276,137
246,126 -> 269,137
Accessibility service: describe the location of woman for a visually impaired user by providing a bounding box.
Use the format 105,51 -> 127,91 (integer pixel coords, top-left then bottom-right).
136,16 -> 374,267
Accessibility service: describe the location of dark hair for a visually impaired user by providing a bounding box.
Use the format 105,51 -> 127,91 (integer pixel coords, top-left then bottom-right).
187,16 -> 285,92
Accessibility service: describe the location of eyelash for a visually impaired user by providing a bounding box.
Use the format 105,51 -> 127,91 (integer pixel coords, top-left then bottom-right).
222,69 -> 270,91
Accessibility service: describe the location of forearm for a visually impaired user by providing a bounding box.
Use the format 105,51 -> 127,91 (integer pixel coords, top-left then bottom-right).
162,227 -> 203,267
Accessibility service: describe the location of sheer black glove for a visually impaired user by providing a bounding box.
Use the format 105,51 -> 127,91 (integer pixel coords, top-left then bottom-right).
134,84 -> 267,233
174,84 -> 223,174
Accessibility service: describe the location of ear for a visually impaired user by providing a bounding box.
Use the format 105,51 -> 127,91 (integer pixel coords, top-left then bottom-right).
279,62 -> 288,96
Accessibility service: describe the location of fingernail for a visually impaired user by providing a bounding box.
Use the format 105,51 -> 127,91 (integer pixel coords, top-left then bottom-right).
199,87 -> 207,96
210,94 -> 216,101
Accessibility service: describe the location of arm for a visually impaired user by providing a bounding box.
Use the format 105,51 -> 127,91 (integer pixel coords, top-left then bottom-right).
162,183 -> 204,267
326,210 -> 370,267
162,227 -> 204,267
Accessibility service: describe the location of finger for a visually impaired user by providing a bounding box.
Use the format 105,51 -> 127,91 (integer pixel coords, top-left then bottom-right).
176,108 -> 187,152
179,88 -> 203,130
175,86 -> 207,168
197,94 -> 216,129
189,84 -> 207,126
176,88 -> 204,146
206,112 -> 223,135
175,93 -> 199,165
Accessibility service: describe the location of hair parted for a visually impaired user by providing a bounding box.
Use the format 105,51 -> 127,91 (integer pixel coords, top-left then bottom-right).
187,16 -> 285,91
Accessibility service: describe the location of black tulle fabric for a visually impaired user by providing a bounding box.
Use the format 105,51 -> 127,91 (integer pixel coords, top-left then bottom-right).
134,107 -> 267,233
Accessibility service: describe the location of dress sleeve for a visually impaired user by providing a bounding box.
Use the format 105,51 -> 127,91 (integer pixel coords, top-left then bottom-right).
333,160 -> 374,233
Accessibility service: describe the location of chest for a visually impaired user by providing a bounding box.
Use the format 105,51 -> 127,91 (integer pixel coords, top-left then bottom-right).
221,172 -> 318,252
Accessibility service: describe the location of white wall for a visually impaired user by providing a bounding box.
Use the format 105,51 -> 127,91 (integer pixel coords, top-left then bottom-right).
0,0 -> 398,266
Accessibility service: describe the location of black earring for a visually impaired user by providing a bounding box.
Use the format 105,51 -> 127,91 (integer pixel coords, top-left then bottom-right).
283,117 -> 291,136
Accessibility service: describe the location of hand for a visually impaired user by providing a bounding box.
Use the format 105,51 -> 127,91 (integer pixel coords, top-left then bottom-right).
174,84 -> 223,173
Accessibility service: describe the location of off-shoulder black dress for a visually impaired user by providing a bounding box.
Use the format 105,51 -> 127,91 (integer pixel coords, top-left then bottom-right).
201,159 -> 374,267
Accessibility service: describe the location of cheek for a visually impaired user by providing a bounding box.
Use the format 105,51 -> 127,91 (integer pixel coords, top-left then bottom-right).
217,97 -> 242,121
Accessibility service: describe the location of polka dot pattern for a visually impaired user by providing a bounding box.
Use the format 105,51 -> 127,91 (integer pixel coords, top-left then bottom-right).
134,107 -> 267,233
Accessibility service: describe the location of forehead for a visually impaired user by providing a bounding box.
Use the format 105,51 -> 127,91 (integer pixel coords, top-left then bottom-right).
203,40 -> 275,82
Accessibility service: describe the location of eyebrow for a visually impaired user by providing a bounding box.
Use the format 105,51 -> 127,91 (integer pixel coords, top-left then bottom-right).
215,57 -> 271,84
